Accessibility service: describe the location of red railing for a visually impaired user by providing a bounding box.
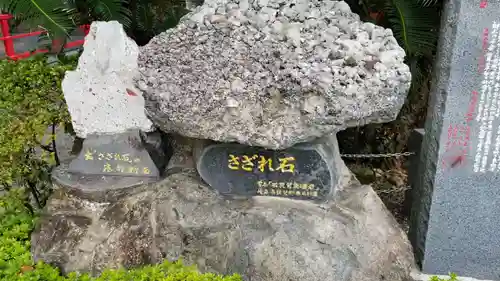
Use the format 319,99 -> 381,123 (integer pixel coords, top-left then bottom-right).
0,14 -> 90,60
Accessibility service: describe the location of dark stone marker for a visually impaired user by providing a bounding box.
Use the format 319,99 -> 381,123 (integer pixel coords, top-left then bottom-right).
196,135 -> 341,202
53,129 -> 171,193
52,166 -> 162,195
68,130 -> 166,177
409,0 -> 500,279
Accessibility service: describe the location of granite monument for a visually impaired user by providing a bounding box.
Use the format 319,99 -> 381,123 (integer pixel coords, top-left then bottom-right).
409,0 -> 500,279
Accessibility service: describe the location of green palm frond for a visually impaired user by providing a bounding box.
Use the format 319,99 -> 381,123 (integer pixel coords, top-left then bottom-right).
3,0 -> 133,40
5,0 -> 76,38
0,2 -> 13,13
133,0 -> 187,35
417,0 -> 442,7
134,2 -> 156,32
153,4 -> 189,33
384,0 -> 440,57
409,56 -> 423,84
88,0 -> 132,29
59,0 -> 78,17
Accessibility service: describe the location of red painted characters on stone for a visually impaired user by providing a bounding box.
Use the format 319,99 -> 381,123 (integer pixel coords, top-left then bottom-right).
479,28 -> 489,73
442,3 -> 490,170
126,88 -> 137,96
441,91 -> 478,169
442,124 -> 471,169
466,91 -> 479,122
446,124 -> 471,149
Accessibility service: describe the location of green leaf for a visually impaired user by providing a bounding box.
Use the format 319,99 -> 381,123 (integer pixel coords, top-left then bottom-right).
132,0 -> 188,38
6,0 -> 76,39
417,0 -> 442,7
5,0 -> 134,40
384,0 -> 440,57
88,0 -> 132,29
0,56 -> 76,193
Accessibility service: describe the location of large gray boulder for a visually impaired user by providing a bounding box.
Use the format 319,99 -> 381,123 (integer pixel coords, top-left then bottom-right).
31,139 -> 416,280
136,0 -> 411,149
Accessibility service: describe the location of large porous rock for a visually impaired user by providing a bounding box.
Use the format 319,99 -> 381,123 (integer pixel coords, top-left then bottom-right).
63,21 -> 153,139
32,163 -> 415,280
136,0 -> 411,149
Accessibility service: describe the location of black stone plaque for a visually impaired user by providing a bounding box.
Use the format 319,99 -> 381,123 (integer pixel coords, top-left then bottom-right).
197,143 -> 334,202
68,130 -> 164,178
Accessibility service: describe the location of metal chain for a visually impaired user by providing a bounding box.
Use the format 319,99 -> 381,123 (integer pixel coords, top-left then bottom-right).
340,151 -> 415,158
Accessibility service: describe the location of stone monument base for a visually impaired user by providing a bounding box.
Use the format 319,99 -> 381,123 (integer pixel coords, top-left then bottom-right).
31,139 -> 416,281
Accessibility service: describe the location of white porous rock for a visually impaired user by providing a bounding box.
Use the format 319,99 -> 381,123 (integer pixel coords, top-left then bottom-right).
63,21 -> 153,138
136,0 -> 411,149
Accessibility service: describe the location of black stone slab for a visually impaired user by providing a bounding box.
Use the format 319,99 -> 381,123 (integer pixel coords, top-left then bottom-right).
409,0 -> 500,279
196,136 -> 342,202
53,129 -> 171,194
67,130 -> 168,178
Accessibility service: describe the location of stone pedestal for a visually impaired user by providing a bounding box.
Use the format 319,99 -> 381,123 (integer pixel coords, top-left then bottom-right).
32,137 -> 416,281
